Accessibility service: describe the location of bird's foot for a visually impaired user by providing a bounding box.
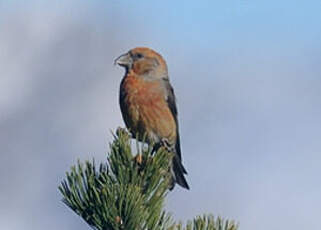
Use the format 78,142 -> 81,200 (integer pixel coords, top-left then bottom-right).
134,153 -> 143,165
151,138 -> 173,155
161,138 -> 174,152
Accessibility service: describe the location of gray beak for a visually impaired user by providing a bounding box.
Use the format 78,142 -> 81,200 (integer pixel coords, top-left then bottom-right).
114,53 -> 132,68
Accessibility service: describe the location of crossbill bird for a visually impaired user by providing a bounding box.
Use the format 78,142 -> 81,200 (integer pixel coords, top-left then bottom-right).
115,47 -> 189,190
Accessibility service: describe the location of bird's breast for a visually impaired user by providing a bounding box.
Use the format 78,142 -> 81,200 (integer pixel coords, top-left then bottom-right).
120,74 -> 176,143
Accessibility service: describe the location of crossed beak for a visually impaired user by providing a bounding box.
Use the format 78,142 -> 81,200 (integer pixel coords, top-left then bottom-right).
114,52 -> 132,68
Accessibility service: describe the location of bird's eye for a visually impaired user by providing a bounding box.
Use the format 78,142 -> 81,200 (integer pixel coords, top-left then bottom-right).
134,53 -> 144,59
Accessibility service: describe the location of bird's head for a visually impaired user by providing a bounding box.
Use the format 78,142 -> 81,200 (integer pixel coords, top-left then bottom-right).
115,47 -> 168,80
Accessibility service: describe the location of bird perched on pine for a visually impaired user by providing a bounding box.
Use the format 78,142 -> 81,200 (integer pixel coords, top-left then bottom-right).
115,47 -> 189,190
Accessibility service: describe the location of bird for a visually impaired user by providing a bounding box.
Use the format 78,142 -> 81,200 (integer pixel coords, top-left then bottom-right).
115,47 -> 189,190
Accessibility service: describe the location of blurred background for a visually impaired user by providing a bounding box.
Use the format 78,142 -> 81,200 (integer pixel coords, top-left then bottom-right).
1,0 -> 321,229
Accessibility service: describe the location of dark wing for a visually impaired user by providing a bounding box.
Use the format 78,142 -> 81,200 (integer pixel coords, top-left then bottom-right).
163,78 -> 188,178
119,77 -> 132,132
163,78 -> 181,159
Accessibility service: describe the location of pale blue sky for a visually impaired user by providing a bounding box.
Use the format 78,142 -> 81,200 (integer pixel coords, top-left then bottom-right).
1,1 -> 321,230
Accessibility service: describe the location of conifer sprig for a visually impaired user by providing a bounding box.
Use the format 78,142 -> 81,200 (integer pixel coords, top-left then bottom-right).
59,128 -> 238,230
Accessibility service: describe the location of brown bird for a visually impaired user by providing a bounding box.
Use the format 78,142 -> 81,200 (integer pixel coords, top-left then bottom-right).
115,47 -> 189,190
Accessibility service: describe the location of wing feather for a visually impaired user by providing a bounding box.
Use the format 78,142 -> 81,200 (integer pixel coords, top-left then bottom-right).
163,79 -> 182,159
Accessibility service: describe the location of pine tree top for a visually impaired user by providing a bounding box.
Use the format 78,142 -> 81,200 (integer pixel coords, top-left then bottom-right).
59,128 -> 238,230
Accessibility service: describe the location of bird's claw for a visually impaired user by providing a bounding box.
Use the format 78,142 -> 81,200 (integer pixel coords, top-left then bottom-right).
161,138 -> 174,152
134,154 -> 143,165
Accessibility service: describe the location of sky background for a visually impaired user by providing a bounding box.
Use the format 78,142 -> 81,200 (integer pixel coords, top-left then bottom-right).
1,0 -> 321,229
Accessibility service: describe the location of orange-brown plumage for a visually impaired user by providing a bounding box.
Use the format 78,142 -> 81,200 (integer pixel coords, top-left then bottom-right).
120,73 -> 176,143
115,47 -> 189,190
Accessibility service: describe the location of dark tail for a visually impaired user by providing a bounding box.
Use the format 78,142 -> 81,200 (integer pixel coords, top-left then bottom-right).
170,155 -> 189,190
